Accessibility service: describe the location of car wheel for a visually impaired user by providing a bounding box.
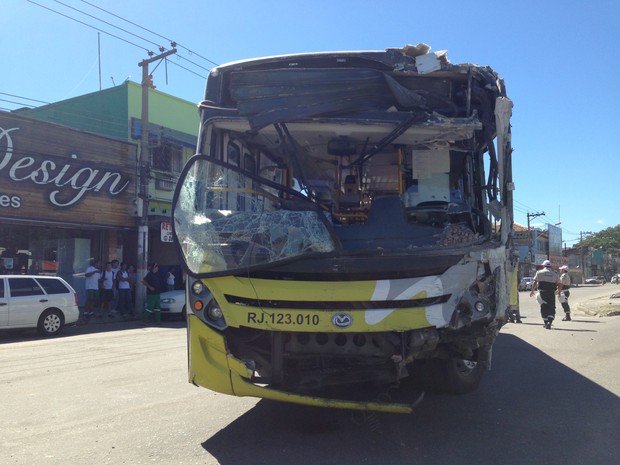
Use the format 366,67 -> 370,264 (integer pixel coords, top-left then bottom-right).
37,309 -> 64,337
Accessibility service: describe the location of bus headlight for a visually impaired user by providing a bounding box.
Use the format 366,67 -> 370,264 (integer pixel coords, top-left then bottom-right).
206,301 -> 223,321
192,280 -> 205,295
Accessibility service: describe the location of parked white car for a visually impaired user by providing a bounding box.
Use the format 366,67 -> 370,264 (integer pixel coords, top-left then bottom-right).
585,276 -> 605,285
160,289 -> 186,318
0,275 -> 79,336
518,277 -> 533,291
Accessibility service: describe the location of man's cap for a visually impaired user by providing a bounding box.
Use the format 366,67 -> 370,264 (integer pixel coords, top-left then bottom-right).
559,265 -> 569,271
542,260 -> 552,267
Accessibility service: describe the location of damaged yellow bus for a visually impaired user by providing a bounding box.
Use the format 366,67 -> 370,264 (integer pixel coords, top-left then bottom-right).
172,44 -> 518,413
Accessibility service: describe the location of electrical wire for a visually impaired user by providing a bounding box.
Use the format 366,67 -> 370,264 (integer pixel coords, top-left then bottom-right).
53,0 -> 161,50
7,0 -> 214,115
0,98 -> 37,108
78,0 -> 219,66
0,92 -> 50,105
26,0 -> 147,50
27,0 -> 217,77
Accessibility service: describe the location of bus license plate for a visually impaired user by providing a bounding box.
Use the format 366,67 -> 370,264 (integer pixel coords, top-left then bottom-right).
246,311 -> 321,326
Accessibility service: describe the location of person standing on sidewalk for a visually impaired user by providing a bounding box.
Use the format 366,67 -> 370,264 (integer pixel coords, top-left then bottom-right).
116,262 -> 133,319
141,263 -> 162,324
530,260 -> 560,329
165,266 -> 176,292
110,259 -> 121,315
558,265 -> 572,321
99,261 -> 115,319
83,259 -> 102,321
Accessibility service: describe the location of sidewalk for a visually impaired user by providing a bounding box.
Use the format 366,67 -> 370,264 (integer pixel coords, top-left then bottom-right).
77,310 -> 141,326
575,288 -> 620,317
576,298 -> 620,317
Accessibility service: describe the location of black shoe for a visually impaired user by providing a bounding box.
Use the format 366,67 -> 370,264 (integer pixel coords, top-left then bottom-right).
516,319 -> 523,323
562,315 -> 571,321
544,321 -> 552,329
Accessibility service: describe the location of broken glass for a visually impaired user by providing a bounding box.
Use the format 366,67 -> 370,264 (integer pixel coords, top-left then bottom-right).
174,158 -> 335,275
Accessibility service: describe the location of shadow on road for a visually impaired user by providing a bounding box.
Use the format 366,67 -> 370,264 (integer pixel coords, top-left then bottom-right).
202,333 -> 620,465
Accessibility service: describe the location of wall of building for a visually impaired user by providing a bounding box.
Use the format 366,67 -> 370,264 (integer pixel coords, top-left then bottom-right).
0,111 -> 138,305
14,85 -> 130,141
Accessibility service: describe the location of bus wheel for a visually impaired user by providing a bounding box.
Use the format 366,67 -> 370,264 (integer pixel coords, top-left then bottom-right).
435,357 -> 484,394
409,356 -> 485,394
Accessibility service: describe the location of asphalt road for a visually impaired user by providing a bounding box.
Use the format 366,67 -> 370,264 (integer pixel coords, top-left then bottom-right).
1,285 -> 619,465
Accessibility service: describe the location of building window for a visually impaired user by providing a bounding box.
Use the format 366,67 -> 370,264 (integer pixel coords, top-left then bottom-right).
153,142 -> 182,191
153,142 -> 182,173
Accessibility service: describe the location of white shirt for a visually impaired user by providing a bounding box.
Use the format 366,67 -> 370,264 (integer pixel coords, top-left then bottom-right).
117,270 -> 131,290
85,266 -> 101,290
101,269 -> 115,290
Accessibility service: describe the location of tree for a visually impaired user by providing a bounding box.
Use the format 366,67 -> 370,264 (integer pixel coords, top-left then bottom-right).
577,225 -> 620,250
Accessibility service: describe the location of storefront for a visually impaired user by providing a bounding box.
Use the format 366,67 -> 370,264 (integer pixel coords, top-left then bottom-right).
1,112 -> 138,305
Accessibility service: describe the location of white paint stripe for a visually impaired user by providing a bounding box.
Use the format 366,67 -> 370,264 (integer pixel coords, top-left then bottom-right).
365,308 -> 396,325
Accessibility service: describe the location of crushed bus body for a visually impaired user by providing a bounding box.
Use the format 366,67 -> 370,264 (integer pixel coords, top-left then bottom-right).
172,44 -> 518,413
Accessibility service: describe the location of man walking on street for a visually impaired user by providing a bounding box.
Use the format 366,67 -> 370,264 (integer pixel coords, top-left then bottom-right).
530,260 -> 560,329
558,265 -> 572,321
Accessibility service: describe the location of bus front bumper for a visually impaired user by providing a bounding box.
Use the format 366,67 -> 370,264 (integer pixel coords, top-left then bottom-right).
187,315 -> 423,414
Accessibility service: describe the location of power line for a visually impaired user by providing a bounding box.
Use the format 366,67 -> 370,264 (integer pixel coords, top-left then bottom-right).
26,0 -> 148,51
0,92 -> 50,105
77,0 -> 219,66
167,60 -> 207,80
53,0 -> 165,52
26,0 -> 214,87
0,98 -> 37,108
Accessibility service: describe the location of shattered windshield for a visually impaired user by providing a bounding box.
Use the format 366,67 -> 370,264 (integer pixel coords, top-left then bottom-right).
173,157 -> 336,275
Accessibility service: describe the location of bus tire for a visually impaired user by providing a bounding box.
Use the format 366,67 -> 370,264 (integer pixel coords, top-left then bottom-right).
409,356 -> 485,394
433,357 -> 484,394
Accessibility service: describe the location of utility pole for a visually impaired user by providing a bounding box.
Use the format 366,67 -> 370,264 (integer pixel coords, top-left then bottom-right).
527,211 -> 545,275
579,231 -> 593,283
136,47 -> 177,312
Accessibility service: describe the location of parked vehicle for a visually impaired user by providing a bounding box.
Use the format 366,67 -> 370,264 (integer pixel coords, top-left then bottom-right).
0,275 -> 79,336
585,276 -> 605,285
611,275 -> 620,284
160,289 -> 186,318
519,277 -> 533,291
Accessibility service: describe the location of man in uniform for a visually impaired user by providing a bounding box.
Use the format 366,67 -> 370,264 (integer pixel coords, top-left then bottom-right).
530,260 -> 560,329
558,265 -> 571,321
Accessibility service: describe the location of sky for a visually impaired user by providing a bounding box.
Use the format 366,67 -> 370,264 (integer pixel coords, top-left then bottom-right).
2,0 -> 619,247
